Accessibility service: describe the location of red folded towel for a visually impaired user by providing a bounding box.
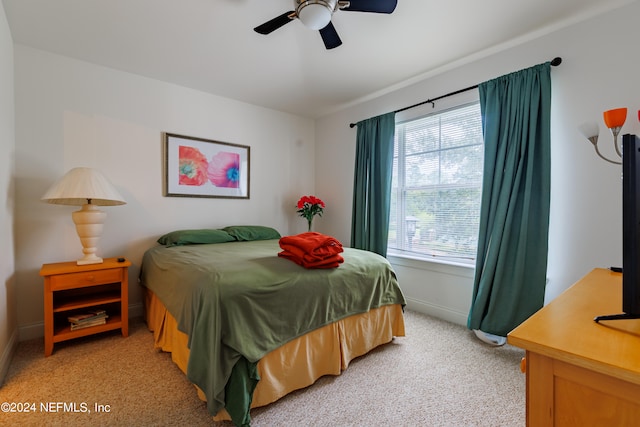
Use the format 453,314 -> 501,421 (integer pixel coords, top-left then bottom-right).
279,232 -> 343,261
277,250 -> 343,269
278,232 -> 344,269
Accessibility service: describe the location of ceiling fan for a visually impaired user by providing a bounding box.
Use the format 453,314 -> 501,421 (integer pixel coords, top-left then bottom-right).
254,0 -> 398,50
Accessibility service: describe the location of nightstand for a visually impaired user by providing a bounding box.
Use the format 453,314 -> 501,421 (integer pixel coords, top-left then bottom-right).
40,257 -> 131,356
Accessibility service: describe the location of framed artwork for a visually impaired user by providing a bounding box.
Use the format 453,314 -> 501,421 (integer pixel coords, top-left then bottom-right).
164,133 -> 250,199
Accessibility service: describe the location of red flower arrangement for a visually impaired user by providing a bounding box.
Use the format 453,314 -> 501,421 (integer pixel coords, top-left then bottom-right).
296,195 -> 325,231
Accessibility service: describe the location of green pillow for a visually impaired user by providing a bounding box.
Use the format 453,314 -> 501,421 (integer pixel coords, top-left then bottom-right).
157,229 -> 236,246
222,225 -> 281,241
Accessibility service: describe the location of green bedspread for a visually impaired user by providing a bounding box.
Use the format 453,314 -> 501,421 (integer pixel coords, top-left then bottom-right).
139,239 -> 405,425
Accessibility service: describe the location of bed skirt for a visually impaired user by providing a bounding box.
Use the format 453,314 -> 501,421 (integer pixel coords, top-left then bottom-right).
143,287 -> 405,420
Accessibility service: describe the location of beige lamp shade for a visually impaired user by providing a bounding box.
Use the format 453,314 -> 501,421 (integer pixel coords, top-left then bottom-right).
41,167 -> 126,206
42,167 -> 126,265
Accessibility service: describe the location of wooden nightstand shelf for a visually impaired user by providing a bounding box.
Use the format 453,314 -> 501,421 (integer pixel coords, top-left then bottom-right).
40,257 -> 131,356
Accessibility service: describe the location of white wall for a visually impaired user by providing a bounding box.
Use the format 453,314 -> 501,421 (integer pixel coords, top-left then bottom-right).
13,47 -> 316,339
0,1 -> 16,380
315,1 -> 640,325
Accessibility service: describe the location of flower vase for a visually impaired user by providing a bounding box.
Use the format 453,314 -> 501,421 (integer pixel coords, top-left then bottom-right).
307,219 -> 313,232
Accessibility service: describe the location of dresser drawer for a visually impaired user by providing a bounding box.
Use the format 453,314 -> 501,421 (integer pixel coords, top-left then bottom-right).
50,268 -> 123,290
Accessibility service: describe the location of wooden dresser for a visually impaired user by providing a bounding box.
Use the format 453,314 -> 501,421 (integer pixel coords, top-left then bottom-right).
508,268 -> 640,426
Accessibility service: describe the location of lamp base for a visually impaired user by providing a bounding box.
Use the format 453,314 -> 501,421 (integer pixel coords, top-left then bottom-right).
72,204 -> 106,265
76,254 -> 103,265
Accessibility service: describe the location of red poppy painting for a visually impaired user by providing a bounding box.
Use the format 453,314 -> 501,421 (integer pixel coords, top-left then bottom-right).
164,133 -> 250,198
178,145 -> 209,186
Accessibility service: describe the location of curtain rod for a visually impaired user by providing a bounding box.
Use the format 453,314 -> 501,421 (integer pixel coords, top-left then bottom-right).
348,56 -> 562,128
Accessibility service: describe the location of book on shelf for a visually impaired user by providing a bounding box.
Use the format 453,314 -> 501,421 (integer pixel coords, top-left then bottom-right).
70,317 -> 108,330
68,309 -> 108,329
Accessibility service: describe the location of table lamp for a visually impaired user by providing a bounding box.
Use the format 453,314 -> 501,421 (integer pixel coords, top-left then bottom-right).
41,167 -> 126,265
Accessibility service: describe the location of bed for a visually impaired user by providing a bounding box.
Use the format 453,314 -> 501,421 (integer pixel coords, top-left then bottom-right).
139,226 -> 406,426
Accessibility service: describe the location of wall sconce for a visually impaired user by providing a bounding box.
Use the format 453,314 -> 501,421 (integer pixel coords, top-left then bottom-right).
41,167 -> 126,265
579,107 -> 628,165
603,107 -> 627,157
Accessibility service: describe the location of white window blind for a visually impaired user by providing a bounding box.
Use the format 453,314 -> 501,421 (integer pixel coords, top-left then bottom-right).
388,102 -> 483,264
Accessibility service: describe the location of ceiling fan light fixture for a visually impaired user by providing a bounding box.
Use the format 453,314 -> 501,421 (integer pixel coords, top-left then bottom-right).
296,0 -> 337,30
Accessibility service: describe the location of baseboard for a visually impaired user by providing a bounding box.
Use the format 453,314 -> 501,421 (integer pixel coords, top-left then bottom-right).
18,321 -> 44,342
128,302 -> 144,319
18,302 -> 145,342
405,297 -> 468,326
0,328 -> 18,386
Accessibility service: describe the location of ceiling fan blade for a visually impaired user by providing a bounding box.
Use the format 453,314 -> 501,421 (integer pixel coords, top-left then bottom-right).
319,22 -> 342,50
254,11 -> 296,35
341,0 -> 397,14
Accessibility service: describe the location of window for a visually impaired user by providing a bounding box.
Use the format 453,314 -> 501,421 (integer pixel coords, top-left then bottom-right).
388,102 -> 483,265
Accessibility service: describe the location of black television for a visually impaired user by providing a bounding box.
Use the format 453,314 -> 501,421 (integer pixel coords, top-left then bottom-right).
595,133 -> 640,322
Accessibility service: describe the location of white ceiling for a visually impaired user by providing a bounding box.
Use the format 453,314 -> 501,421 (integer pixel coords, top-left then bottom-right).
2,0 -> 634,118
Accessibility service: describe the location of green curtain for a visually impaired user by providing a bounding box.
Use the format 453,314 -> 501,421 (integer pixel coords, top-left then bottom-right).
351,112 -> 396,257
467,62 -> 552,337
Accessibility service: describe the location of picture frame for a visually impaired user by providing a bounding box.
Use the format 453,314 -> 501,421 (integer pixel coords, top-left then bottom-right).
163,133 -> 250,199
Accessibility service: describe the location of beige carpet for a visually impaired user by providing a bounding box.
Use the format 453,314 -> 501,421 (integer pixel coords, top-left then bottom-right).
0,310 -> 525,426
